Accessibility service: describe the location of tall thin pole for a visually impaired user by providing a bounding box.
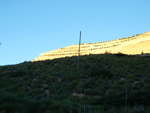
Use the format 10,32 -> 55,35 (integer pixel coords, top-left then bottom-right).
77,31 -> 81,71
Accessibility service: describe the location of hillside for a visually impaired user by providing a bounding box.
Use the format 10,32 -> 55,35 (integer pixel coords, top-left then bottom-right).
1,53 -> 150,112
32,31 -> 150,62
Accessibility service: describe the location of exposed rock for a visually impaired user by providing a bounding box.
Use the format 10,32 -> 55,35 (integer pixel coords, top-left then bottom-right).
31,31 -> 150,62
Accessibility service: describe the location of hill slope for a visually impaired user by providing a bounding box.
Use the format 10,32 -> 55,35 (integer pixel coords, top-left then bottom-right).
1,53 -> 150,112
32,31 -> 150,62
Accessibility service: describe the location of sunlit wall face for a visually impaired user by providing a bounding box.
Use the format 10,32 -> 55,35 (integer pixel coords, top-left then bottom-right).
31,32 -> 150,62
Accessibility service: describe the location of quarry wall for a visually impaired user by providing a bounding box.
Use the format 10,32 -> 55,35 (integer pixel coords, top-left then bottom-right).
31,31 -> 150,62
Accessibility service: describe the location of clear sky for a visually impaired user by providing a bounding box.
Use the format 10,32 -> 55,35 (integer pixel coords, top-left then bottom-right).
0,0 -> 150,66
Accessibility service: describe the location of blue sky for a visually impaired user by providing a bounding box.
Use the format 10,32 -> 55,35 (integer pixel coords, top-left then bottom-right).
0,0 -> 150,66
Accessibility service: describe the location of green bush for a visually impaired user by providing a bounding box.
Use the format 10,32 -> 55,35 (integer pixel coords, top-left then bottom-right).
88,65 -> 113,79
143,83 -> 150,91
75,81 -> 85,93
134,105 -> 144,113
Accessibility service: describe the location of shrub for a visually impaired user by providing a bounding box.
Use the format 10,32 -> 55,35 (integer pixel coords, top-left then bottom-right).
88,65 -> 113,79
64,75 -> 78,82
8,71 -> 25,77
132,84 -> 141,91
75,81 -> 85,93
134,105 -> 144,113
143,83 -> 150,91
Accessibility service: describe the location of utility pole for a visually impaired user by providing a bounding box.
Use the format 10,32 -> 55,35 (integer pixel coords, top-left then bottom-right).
77,31 -> 81,71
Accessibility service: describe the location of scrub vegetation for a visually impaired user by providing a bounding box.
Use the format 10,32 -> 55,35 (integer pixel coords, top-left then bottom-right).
0,53 -> 150,113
